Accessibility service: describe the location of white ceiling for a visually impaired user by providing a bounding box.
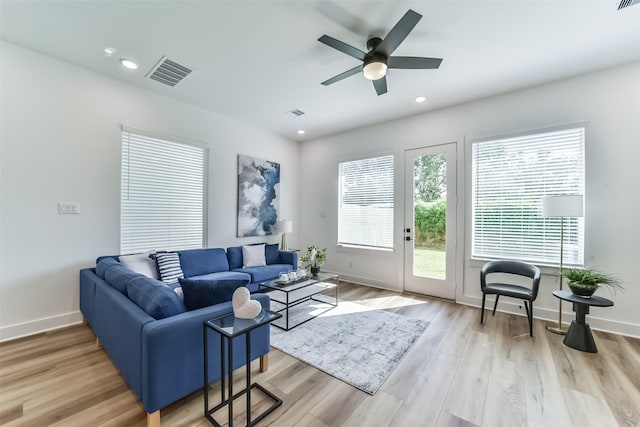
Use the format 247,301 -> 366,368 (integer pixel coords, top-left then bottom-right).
2,1 -> 640,142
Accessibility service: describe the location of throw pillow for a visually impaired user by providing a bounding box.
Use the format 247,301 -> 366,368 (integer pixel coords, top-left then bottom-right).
119,251 -> 158,279
155,252 -> 184,284
242,244 -> 266,268
179,278 -> 250,311
265,243 -> 280,265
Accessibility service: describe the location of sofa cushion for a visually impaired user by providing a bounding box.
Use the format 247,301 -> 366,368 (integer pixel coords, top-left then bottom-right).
242,244 -> 266,267
104,262 -> 142,294
119,252 -> 158,279
178,248 -> 230,277
233,264 -> 293,283
178,278 -> 250,311
155,252 -> 184,284
126,276 -> 186,319
96,257 -> 121,279
190,271 -> 252,282
265,243 -> 279,265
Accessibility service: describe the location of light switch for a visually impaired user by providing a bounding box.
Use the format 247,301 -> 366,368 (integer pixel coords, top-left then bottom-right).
58,202 -> 80,214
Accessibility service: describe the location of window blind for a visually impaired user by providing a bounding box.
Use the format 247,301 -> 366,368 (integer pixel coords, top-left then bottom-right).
121,129 -> 208,254
472,127 -> 585,266
338,155 -> 394,249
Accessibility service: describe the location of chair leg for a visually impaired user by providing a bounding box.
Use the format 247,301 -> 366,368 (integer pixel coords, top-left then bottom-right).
481,293 -> 486,324
529,301 -> 534,337
492,295 -> 500,316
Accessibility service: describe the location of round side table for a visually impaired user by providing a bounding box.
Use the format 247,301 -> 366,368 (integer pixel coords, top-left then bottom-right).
552,290 -> 613,353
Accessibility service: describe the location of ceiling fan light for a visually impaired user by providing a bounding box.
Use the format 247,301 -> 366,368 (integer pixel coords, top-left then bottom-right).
363,61 -> 387,80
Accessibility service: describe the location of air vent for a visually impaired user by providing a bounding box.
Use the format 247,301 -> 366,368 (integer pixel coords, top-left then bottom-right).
287,109 -> 306,117
146,56 -> 192,87
618,0 -> 639,10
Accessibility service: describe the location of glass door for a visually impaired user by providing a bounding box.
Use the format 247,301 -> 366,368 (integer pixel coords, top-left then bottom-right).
404,143 -> 457,299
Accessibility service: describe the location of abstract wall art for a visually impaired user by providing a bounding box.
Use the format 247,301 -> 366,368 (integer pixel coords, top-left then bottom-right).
237,155 -> 280,237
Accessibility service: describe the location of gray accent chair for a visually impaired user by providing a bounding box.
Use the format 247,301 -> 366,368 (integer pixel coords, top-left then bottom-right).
480,260 -> 541,337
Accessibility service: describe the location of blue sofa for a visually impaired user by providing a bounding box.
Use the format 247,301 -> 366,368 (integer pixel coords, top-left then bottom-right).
79,245 -> 297,427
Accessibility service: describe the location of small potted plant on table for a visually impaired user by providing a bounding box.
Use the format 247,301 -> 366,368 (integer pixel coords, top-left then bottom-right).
300,245 -> 327,276
563,268 -> 622,298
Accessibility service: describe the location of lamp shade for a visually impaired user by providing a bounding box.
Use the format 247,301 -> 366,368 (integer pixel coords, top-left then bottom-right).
275,220 -> 293,233
541,195 -> 584,217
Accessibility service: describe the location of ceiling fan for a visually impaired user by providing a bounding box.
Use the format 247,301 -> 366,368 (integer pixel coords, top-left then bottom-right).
318,9 -> 442,96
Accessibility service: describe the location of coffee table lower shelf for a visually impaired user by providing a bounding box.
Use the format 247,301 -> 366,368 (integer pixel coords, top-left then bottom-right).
259,274 -> 339,331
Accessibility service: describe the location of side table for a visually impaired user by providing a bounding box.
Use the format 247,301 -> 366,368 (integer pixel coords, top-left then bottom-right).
203,309 -> 283,426
552,290 -> 613,353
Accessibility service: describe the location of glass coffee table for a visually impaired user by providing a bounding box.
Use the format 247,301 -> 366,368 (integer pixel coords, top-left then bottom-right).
259,273 -> 339,330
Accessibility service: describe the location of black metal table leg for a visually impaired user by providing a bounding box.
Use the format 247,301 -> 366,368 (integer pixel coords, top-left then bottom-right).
228,337 -> 233,427
203,324 -> 208,417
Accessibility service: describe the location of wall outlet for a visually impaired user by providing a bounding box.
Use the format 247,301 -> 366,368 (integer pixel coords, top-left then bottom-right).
58,202 -> 80,214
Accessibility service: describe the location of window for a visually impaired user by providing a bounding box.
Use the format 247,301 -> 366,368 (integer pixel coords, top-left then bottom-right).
338,155 -> 394,249
121,128 -> 208,254
472,127 -> 585,266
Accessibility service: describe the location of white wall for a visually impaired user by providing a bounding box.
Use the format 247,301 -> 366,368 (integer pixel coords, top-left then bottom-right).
0,42 -> 300,341
300,61 -> 640,337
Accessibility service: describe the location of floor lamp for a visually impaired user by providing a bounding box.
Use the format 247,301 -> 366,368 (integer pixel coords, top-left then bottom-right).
542,195 -> 583,335
276,219 -> 293,251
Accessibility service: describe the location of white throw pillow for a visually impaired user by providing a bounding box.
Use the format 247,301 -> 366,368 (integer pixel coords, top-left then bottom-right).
242,244 -> 266,268
119,251 -> 158,279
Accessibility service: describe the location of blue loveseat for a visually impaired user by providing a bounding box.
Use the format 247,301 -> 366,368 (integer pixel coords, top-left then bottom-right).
79,244 -> 297,427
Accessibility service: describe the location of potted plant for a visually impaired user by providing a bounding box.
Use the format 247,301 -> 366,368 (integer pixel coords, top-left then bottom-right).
563,268 -> 622,298
300,245 -> 327,276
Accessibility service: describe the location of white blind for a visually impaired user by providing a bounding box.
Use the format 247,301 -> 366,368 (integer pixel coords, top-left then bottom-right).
121,129 -> 208,254
472,127 -> 585,266
338,155 -> 394,249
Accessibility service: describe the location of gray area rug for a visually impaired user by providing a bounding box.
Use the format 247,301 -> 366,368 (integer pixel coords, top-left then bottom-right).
269,299 -> 428,395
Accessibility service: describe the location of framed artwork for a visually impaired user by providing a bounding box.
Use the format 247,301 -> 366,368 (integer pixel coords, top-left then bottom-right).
237,154 -> 280,237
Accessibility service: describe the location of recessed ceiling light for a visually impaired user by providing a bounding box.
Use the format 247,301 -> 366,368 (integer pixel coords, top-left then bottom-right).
119,58 -> 138,70
104,47 -> 117,57
297,130 -> 305,135
415,96 -> 427,103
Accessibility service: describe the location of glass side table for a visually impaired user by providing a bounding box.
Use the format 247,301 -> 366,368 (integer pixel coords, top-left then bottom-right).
203,309 -> 282,427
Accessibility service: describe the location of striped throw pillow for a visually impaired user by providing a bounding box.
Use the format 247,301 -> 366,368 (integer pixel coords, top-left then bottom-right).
155,252 -> 184,284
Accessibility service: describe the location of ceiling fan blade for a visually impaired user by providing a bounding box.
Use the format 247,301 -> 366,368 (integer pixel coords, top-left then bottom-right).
318,35 -> 366,61
388,56 -> 443,69
373,76 -> 387,96
377,9 -> 422,56
321,65 -> 362,86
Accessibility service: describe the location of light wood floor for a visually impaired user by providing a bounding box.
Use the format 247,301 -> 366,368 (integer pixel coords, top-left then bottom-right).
1,283 -> 639,427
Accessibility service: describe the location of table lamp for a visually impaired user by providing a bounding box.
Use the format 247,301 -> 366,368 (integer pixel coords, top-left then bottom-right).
276,220 -> 293,251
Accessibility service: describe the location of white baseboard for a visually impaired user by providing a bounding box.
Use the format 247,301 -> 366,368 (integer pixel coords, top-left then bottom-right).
456,294 -> 640,339
0,311 -> 84,343
331,272 -> 402,292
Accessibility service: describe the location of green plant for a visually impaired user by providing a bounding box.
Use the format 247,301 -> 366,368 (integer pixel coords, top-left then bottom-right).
563,268 -> 623,293
414,199 -> 446,245
300,246 -> 327,268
